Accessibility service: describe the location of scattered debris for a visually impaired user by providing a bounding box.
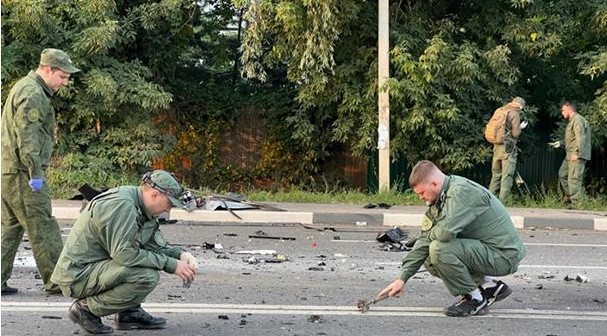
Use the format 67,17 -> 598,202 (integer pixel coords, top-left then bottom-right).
308,266 -> 324,271
307,315 -> 323,323
355,221 -> 367,226
223,232 -> 238,236
576,274 -> 589,283
249,234 -> 296,241
535,284 -> 544,290
376,227 -> 411,251
538,274 -> 555,279
333,236 -> 340,240
41,315 -> 62,319
357,292 -> 389,313
363,203 -> 392,209
564,274 -> 590,283
235,250 -> 277,255
201,242 -> 224,253
243,254 -> 288,264
218,315 -> 229,320
378,242 -> 411,252
593,298 -> 606,304
216,254 -> 230,259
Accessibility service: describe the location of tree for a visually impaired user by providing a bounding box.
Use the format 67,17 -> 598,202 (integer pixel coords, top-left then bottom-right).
1,0 -> 198,187
236,0 -> 606,176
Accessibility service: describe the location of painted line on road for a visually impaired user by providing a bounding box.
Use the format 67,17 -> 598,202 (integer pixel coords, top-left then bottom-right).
374,262 -> 607,270
525,243 -> 607,247
2,302 -> 605,321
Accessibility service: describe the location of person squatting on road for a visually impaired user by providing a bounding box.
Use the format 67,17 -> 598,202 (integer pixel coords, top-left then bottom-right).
549,102 -> 592,208
379,160 -> 526,317
1,48 -> 81,296
488,97 -> 527,203
51,170 -> 198,334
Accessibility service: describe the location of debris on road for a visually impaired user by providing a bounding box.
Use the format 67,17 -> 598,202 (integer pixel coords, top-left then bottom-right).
564,274 -> 590,283
307,315 -> 324,323
235,250 -> 277,255
218,315 -> 229,320
376,227 -> 411,252
357,292 -> 389,313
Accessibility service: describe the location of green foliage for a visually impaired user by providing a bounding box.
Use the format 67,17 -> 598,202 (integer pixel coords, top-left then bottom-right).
2,0 -> 197,188
47,153 -> 139,199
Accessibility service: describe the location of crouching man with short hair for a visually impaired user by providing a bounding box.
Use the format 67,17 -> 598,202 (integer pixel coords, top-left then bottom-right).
378,160 -> 525,317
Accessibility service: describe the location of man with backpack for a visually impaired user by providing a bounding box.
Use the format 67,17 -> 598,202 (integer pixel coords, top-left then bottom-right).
485,97 -> 527,203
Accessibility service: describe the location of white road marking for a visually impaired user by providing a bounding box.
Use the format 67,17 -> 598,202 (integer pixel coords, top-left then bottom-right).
2,302 -> 605,321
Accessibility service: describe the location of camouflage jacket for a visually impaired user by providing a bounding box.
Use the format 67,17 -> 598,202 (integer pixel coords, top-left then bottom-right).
1,71 -> 55,178
399,176 -> 526,282
51,186 -> 183,287
564,114 -> 591,161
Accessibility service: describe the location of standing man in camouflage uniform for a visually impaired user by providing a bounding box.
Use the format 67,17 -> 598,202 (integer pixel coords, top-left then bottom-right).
51,170 -> 198,335
378,160 -> 525,317
549,102 -> 592,208
488,97 -> 527,203
1,48 -> 81,295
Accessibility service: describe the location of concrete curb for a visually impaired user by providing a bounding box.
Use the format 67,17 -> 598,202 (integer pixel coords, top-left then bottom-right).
52,207 -> 607,231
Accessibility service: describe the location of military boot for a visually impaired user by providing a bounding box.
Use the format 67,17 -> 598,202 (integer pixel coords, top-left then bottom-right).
115,304 -> 167,330
68,299 -> 113,334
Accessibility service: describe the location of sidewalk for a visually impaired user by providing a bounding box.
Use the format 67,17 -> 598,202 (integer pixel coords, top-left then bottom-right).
51,200 -> 607,231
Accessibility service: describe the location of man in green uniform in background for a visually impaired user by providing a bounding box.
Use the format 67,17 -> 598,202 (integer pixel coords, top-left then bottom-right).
51,170 -> 198,334
1,48 -> 81,295
488,97 -> 527,203
379,160 -> 525,317
549,102 -> 592,208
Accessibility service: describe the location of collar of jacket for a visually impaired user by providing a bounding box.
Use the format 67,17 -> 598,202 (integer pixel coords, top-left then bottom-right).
27,70 -> 55,97
137,188 -> 156,222
434,175 -> 452,211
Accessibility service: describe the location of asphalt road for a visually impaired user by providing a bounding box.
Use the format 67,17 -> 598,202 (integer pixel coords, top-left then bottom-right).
2,220 -> 606,336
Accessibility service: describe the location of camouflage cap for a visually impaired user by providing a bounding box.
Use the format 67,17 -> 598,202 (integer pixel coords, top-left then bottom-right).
39,48 -> 81,74
144,170 -> 185,208
512,96 -> 525,109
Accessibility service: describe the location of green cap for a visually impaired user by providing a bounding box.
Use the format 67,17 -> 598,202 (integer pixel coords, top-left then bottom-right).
144,170 -> 185,208
39,48 -> 81,74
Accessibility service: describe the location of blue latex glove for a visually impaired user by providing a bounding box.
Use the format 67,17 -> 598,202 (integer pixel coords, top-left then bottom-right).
29,178 -> 44,192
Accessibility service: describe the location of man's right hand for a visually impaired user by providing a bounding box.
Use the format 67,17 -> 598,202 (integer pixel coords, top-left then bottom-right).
175,260 -> 196,283
547,141 -> 561,148
377,279 -> 405,298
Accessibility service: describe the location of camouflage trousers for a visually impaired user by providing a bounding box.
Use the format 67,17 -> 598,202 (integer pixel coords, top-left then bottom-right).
1,171 -> 63,291
489,144 -> 517,202
424,239 -> 519,296
61,260 -> 159,317
558,158 -> 587,202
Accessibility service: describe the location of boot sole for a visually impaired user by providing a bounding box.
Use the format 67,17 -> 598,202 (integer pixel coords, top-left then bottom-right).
115,322 -> 167,330
487,285 -> 513,306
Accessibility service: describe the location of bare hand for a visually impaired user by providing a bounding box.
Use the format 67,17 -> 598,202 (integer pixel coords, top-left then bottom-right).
378,279 -> 405,298
570,154 -> 578,161
180,252 -> 199,272
174,260 -> 196,283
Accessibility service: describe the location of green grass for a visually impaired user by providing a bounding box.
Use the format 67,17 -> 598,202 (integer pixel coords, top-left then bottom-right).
243,187 -> 607,211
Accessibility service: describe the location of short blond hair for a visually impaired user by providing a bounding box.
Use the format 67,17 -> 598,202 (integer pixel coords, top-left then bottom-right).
409,160 -> 439,187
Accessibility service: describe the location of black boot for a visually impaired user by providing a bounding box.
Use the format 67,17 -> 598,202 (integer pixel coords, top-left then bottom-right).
1,285 -> 18,296
115,304 -> 166,330
68,299 -> 113,334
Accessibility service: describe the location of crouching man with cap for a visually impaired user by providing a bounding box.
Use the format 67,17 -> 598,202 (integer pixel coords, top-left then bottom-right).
51,170 -> 198,334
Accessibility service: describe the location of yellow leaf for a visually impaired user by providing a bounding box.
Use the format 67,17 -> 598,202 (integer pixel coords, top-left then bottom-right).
530,32 -> 538,42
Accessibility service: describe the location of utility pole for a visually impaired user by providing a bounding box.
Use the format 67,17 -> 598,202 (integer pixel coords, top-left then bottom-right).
378,0 -> 390,192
